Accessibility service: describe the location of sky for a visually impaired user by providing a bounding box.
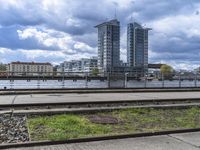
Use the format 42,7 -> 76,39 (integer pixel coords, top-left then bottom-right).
0,0 -> 200,70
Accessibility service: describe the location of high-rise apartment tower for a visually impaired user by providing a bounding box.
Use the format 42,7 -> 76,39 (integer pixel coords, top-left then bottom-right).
95,19 -> 120,73
127,22 -> 151,72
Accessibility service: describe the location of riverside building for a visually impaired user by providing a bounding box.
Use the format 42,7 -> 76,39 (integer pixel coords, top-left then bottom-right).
127,22 -> 151,74
7,62 -> 53,76
95,19 -> 151,77
95,19 -> 120,73
60,57 -> 98,74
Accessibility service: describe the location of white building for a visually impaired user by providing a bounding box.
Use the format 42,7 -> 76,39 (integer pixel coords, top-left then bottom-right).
60,57 -> 98,74
7,62 -> 53,76
95,19 -> 120,73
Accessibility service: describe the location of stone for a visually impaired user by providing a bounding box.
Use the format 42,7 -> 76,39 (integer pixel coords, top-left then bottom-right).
0,114 -> 29,144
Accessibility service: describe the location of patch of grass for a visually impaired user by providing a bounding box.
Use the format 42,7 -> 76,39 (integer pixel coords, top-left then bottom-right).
28,107 -> 200,141
28,114 -> 113,141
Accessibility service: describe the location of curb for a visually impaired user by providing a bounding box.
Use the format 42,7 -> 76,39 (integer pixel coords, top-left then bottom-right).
1,97 -> 200,108
1,103 -> 200,115
1,128 -> 200,149
1,88 -> 200,95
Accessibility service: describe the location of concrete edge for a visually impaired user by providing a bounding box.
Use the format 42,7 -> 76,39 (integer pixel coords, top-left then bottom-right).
1,128 -> 200,149
1,88 -> 200,95
1,98 -> 200,108
2,103 -> 200,115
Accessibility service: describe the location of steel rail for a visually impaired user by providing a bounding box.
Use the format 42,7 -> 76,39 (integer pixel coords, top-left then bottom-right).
1,97 -> 200,110
1,128 -> 200,149
1,87 -> 200,95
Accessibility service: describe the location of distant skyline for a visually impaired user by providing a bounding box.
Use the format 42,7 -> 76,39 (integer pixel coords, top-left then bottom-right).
0,0 -> 200,70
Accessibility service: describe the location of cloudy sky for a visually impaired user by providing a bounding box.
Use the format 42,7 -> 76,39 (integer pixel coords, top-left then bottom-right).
0,0 -> 200,70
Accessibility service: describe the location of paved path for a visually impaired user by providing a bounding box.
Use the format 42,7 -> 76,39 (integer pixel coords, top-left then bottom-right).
6,132 -> 200,150
1,91 -> 200,105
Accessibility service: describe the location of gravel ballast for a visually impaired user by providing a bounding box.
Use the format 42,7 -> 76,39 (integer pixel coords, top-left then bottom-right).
0,114 -> 29,144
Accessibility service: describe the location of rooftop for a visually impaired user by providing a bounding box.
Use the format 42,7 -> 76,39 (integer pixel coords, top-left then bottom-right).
10,61 -> 52,65
95,19 -> 120,28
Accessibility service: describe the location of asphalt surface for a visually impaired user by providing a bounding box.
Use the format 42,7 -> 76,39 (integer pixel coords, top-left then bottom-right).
1,91 -> 200,105
6,132 -> 200,150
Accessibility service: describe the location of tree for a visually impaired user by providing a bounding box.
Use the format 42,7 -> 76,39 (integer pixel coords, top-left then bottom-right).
195,67 -> 200,74
0,63 -> 6,71
160,64 -> 174,79
92,68 -> 99,76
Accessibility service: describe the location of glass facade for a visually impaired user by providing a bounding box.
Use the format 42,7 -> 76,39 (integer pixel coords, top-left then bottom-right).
95,19 -> 120,73
127,22 -> 150,73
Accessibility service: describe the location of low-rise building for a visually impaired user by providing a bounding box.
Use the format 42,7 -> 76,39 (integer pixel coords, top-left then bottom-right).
60,57 -> 98,74
148,64 -> 164,78
7,61 -> 53,76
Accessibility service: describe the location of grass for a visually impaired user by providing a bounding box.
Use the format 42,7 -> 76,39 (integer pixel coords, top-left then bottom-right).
28,107 -> 200,141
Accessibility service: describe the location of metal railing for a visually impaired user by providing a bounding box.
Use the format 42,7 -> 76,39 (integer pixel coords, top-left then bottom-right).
0,71 -> 200,89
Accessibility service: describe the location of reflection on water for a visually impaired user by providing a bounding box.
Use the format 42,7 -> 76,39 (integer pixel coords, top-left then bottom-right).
0,79 -> 199,89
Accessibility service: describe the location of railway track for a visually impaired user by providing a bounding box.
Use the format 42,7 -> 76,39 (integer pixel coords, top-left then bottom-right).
1,128 -> 200,149
2,97 -> 200,149
1,98 -> 200,112
1,87 -> 200,95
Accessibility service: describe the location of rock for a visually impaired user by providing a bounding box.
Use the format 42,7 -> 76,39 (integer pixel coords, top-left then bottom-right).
0,114 -> 29,144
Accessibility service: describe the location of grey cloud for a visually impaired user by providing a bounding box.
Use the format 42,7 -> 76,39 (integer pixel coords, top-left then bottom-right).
0,0 -> 200,69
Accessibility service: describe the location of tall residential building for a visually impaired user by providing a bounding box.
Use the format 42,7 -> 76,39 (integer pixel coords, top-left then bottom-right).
95,19 -> 120,73
127,22 -> 151,72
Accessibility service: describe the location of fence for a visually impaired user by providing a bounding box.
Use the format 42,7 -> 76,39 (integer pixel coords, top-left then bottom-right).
0,71 -> 200,89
